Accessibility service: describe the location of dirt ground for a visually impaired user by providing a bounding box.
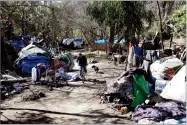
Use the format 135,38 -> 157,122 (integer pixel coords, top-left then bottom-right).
1,54 -> 134,124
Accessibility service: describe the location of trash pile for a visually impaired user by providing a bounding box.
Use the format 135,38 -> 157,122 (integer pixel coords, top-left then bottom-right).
1,71 -> 27,100
102,48 -> 186,124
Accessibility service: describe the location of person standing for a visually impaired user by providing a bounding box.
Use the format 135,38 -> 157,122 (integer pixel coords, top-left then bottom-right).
77,53 -> 88,76
134,41 -> 144,67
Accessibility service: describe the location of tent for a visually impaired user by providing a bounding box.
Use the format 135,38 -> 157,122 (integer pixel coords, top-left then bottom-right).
59,53 -> 75,71
17,55 -> 50,74
160,65 -> 186,102
113,38 -> 126,45
61,38 -> 76,49
15,43 -> 48,65
73,38 -> 83,48
11,40 -> 25,49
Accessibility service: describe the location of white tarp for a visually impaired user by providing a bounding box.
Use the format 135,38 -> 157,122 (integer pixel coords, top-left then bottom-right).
160,65 -> 186,102
73,41 -> 82,48
150,57 -> 183,79
15,43 -> 47,64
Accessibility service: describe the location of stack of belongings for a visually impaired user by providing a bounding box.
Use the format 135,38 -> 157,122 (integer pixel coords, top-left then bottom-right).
132,66 -> 186,124
131,55 -> 186,123
59,53 -> 75,71
150,56 -> 184,93
103,67 -> 153,109
132,101 -> 186,124
15,43 -> 51,75
38,57 -> 79,82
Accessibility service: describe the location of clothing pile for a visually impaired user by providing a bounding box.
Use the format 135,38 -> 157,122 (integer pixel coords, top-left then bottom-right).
132,101 -> 186,124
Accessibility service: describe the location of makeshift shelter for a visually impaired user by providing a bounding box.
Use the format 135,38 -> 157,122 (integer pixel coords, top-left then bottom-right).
17,55 -> 50,74
59,53 -> 74,71
113,38 -> 126,45
15,43 -> 49,65
150,57 -> 184,80
11,40 -> 25,49
93,40 -> 107,51
161,65 -> 186,102
94,40 -> 107,45
73,38 -> 83,48
61,38 -> 81,49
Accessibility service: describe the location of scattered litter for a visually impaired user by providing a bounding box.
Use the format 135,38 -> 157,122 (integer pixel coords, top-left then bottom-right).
22,92 -> 46,101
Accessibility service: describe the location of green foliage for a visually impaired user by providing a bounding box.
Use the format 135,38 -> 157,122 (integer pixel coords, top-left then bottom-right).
86,1 -> 154,38
170,5 -> 186,38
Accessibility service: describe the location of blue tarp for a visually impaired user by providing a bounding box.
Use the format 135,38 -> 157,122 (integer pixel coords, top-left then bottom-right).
74,38 -> 82,42
94,40 -> 107,45
11,40 -> 25,49
114,38 -> 126,44
17,55 -> 50,74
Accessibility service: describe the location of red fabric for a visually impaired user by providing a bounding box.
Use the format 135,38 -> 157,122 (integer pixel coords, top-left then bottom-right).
129,42 -> 133,49
58,61 -> 69,72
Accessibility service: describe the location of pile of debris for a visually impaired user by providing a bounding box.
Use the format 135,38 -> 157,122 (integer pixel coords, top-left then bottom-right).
22,91 -> 46,101
101,48 -> 186,124
1,71 -> 27,100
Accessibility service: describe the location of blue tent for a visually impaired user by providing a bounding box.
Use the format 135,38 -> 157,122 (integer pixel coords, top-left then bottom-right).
74,38 -> 82,42
17,55 -> 50,74
94,40 -> 107,45
11,40 -> 25,49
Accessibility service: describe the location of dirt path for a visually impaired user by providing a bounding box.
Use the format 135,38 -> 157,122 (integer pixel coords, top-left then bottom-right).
1,59 -> 134,124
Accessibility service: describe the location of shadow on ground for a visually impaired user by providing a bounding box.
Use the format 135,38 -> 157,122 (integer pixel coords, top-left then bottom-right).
1,112 -> 54,124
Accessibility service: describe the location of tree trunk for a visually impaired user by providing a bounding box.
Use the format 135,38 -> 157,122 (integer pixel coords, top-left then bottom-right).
107,25 -> 115,54
81,29 -> 93,49
157,1 -> 164,50
21,10 -> 25,35
169,34 -> 173,48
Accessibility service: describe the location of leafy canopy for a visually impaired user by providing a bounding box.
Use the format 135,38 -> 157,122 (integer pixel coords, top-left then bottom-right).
86,1 -> 154,37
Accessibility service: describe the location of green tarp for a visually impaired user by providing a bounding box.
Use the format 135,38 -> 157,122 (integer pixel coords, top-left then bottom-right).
59,53 -> 74,71
130,74 -> 152,108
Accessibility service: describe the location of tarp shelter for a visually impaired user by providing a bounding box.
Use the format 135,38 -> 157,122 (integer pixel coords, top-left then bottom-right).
15,43 -> 48,65
114,38 -> 126,45
11,40 -> 25,49
62,38 -> 74,45
160,65 -> 186,102
17,55 -> 50,74
61,38 -> 76,49
94,40 -> 107,45
73,38 -> 83,48
150,57 -> 184,80
59,53 -> 75,71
